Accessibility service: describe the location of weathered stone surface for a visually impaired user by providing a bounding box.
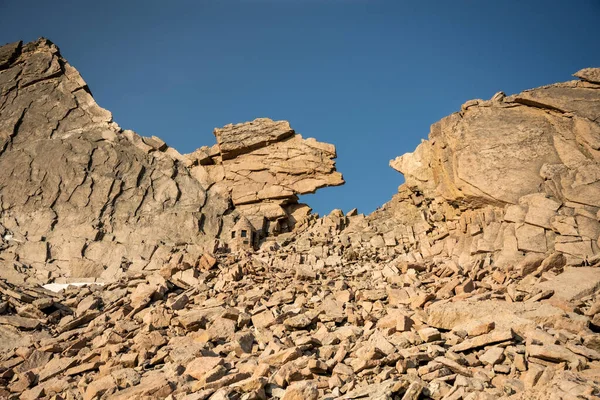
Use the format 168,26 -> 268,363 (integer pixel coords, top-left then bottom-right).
213,118 -> 294,160
195,118 -> 344,235
0,39 -> 234,280
537,267 -> 600,301
0,40 -> 21,69
575,67 -> 600,84
186,357 -> 224,380
428,300 -> 564,335
527,343 -> 582,365
385,68 -> 600,271
0,315 -> 40,330
281,380 -> 318,400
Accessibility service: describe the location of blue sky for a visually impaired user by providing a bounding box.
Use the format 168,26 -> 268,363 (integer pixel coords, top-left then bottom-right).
1,0 -> 599,215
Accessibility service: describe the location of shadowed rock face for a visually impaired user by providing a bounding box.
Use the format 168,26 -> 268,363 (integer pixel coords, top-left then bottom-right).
0,39 -> 344,282
0,39 -> 233,281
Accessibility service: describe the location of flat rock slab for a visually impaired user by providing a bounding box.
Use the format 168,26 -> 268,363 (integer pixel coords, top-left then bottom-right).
536,267 -> 600,301
450,329 -> 514,352
427,300 -> 564,335
0,325 -> 36,351
0,315 -> 40,330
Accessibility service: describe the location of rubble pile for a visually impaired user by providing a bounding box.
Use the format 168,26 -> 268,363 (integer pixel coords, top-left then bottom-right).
0,223 -> 599,399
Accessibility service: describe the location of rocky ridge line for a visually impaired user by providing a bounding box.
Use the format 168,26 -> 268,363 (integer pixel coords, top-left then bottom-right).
0,38 -> 343,285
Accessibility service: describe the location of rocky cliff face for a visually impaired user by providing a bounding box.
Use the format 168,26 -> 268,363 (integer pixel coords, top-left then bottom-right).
354,69 -> 600,273
0,39 -> 343,284
390,75 -> 600,208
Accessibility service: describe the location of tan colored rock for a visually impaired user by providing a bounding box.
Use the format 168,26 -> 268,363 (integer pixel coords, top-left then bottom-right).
252,309 -> 275,329
479,346 -> 505,365
527,343 -> 583,365
428,299 -> 564,335
537,267 -> 600,302
213,118 -> 294,160
418,327 -> 441,343
205,118 -> 344,235
450,329 -> 513,352
575,67 -> 600,84
282,380 -> 318,400
284,313 -> 315,330
84,375 -> 116,400
186,357 -> 224,380
199,253 -> 217,270
0,315 -> 40,330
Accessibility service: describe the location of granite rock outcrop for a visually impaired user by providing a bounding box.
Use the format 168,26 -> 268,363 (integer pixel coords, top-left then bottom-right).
186,118 -> 344,235
0,39 -> 343,284
369,68 -> 600,271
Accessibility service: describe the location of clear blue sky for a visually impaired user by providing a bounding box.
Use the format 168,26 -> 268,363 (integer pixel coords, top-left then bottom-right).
1,1 -> 599,216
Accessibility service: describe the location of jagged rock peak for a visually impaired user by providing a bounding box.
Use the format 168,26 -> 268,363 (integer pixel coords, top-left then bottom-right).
0,38 -> 241,283
186,117 -> 344,235
0,38 -> 346,284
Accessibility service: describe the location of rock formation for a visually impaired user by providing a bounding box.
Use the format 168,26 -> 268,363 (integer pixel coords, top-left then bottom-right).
369,70 -> 600,272
0,38 -> 599,400
187,118 -> 344,235
0,39 -> 343,284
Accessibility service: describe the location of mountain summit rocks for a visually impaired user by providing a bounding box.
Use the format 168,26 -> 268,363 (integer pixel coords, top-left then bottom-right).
0,39 -> 343,283
379,67 -> 600,269
188,118 -> 344,235
0,38 -> 599,400
390,75 -> 600,208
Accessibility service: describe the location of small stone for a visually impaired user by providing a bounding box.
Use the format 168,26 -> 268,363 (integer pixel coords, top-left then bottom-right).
120,352 -> 138,368
199,253 -> 217,270
186,357 -> 224,380
167,293 -> 189,310
295,266 -> 316,281
418,327 -> 442,343
252,309 -> 276,329
479,346 -> 505,365
284,313 -> 314,330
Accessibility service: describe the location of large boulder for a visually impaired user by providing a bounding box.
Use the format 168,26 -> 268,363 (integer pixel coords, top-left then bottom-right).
390,77 -> 600,208
186,118 -> 344,233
